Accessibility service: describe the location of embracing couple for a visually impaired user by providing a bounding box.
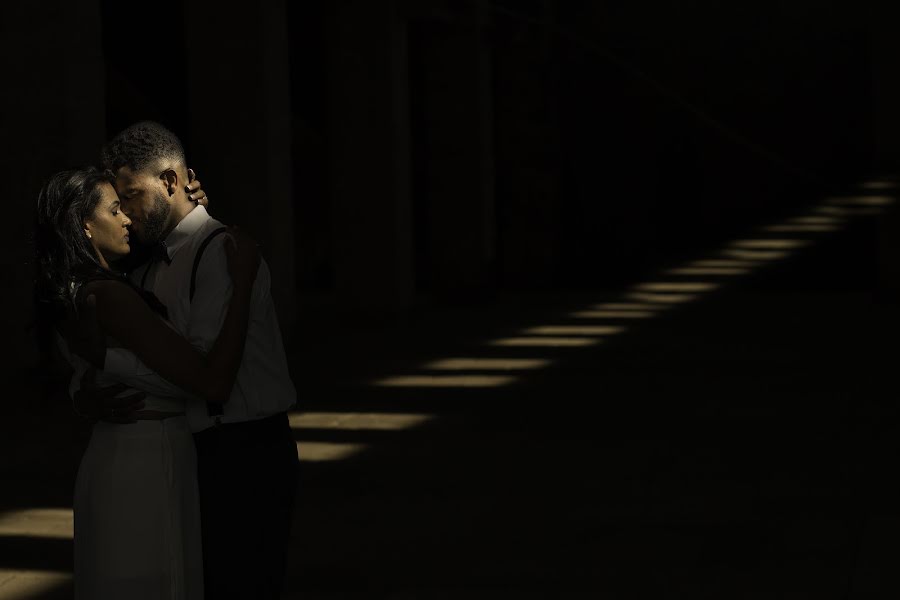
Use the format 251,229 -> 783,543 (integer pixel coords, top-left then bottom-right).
34,121 -> 299,599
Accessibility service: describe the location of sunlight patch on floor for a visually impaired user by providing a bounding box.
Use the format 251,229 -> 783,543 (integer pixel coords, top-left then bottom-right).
635,282 -> 719,293
371,374 -> 518,387
0,570 -> 71,599
859,181 -> 897,190
665,267 -> 750,275
730,239 -> 810,250
825,195 -> 896,207
788,215 -> 844,225
815,205 -> 886,217
488,336 -> 602,347
520,325 -> 625,336
687,259 -> 758,268
289,412 -> 435,431
591,302 -> 659,311
569,310 -> 657,319
297,442 -> 367,462
722,248 -> 792,261
761,224 -> 839,233
424,358 -> 555,371
625,292 -> 699,304
0,508 -> 72,540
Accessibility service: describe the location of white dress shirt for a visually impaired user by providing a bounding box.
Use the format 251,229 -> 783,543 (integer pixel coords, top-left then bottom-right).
104,205 -> 296,432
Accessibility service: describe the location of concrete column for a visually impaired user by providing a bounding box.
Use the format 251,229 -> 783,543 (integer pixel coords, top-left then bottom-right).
868,3 -> 900,172
867,4 -> 900,300
2,0 -> 106,374
184,0 -> 297,332
326,0 -> 415,312
410,1 -> 495,294
492,3 -> 561,287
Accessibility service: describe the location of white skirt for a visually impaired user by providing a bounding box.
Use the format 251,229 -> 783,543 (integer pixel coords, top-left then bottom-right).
74,417 -> 203,599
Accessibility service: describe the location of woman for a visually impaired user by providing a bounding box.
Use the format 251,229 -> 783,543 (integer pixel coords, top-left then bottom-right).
34,167 -> 258,599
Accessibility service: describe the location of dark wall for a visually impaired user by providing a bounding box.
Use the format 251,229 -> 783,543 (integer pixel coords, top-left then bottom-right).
4,0 -> 899,380
492,1 -> 875,289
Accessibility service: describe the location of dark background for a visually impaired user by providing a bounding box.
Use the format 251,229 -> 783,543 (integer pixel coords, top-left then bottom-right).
5,0 -> 898,355
4,0 -> 900,596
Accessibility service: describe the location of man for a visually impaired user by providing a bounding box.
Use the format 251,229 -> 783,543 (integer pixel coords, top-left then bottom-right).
95,121 -> 299,599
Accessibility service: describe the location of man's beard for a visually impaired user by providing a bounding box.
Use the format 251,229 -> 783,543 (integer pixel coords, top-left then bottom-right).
140,190 -> 171,244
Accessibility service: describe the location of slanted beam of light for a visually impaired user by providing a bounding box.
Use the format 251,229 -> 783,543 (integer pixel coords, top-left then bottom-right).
591,302 -> 658,311
569,310 -> 656,319
626,292 -> 699,304
0,570 -> 71,599
825,195 -> 896,207
521,325 -> 626,336
489,336 -> 601,347
425,358 -> 554,371
859,181 -> 897,190
635,282 -> 719,293
297,442 -> 367,462
722,248 -> 791,261
762,224 -> 839,233
0,508 -> 72,540
815,205 -> 886,217
730,239 -> 810,250
289,412 -> 435,431
665,267 -> 749,275
372,374 -> 517,387
688,259 -> 758,268
787,216 -> 843,225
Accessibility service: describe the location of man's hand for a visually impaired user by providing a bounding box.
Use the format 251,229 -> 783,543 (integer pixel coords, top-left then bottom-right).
185,168 -> 208,207
74,368 -> 146,423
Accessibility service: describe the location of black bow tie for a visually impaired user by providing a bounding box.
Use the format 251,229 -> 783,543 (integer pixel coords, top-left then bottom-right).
152,242 -> 172,265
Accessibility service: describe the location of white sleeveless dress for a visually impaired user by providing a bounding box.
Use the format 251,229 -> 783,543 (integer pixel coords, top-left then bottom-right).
63,340 -> 204,600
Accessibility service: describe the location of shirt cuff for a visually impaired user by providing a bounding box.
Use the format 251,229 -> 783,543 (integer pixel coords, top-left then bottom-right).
104,347 -> 142,376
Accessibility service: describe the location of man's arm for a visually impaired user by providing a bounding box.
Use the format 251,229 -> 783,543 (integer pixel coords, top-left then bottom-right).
186,233 -> 266,351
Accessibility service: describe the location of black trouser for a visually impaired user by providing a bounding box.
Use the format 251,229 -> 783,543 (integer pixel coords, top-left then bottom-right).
193,412 -> 299,600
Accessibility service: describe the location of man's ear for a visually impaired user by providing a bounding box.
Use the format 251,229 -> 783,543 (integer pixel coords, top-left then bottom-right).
160,169 -> 179,197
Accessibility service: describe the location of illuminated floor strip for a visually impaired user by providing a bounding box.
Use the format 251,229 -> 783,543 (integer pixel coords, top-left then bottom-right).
424,358 -> 555,371
296,442 -> 367,462
289,412 -> 434,430
730,239 -> 810,250
0,508 -> 72,540
489,337 -> 601,347
762,224 -> 839,233
350,184 -> 896,467
0,570 -> 71,599
569,310 -> 657,319
826,195 -> 896,207
521,325 -> 625,336
371,374 -> 518,387
666,267 -> 750,275
625,292 -> 699,305
635,282 -> 720,293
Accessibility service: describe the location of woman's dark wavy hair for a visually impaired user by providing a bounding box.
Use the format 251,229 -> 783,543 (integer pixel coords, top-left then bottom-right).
33,167 -> 119,324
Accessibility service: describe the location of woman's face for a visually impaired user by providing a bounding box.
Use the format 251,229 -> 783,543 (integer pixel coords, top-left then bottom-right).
84,182 -> 132,263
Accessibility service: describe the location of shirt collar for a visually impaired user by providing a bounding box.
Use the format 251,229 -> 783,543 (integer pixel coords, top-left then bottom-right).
162,205 -> 211,261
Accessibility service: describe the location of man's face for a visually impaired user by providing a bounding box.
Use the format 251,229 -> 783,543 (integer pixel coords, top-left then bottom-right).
113,166 -> 172,245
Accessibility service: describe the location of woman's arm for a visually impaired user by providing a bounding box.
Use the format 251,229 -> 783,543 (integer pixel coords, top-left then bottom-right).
84,231 -> 259,405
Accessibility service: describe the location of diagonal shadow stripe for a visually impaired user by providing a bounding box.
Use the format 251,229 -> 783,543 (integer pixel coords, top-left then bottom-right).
0,536 -> 72,572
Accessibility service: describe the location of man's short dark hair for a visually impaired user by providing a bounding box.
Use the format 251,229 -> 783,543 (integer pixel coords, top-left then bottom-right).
101,121 -> 186,174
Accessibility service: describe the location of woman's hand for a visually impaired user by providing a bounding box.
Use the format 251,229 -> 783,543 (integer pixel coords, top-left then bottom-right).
184,168 -> 208,206
224,227 -> 260,290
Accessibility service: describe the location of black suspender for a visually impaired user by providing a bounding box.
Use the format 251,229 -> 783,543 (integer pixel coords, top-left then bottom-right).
191,227 -> 229,302
139,227 -> 231,419
191,227 -> 229,417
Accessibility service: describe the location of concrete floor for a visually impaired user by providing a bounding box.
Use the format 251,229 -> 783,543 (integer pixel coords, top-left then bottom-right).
3,187 -> 900,598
